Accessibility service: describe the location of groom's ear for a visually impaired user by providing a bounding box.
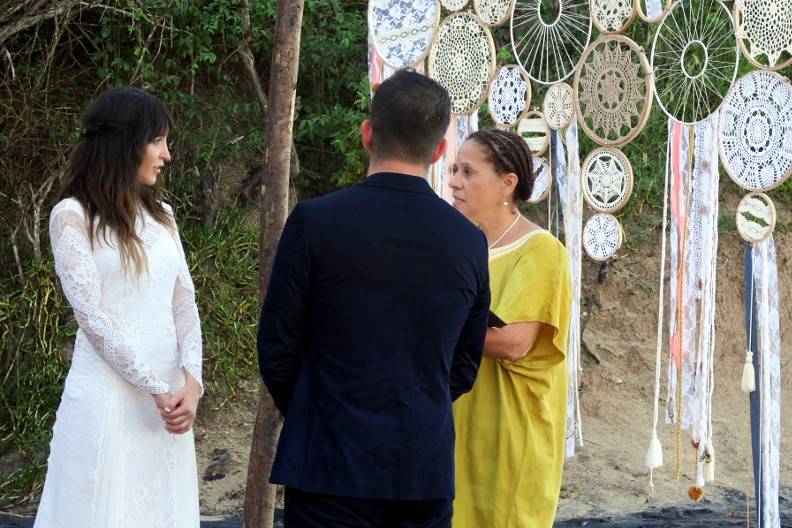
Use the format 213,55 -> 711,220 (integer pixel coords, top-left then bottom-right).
430,138 -> 448,165
360,120 -> 374,152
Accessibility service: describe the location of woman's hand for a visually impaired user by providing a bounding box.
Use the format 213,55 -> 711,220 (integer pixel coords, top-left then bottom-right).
153,392 -> 174,412
160,374 -> 201,434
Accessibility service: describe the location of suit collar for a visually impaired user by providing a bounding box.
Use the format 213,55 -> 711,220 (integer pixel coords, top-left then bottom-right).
360,172 -> 436,195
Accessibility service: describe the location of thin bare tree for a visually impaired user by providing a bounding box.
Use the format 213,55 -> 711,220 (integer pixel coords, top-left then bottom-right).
242,0 -> 305,526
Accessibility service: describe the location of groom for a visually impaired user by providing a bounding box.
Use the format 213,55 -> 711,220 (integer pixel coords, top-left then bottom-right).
258,70 -> 490,527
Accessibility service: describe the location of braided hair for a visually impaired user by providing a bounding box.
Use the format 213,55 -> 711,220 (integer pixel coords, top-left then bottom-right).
467,128 -> 535,202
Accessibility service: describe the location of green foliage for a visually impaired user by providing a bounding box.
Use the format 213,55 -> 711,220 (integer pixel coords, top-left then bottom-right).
179,206 -> 260,405
0,262 -> 71,506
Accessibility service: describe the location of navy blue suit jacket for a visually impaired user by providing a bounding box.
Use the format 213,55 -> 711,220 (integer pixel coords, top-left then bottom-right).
258,172 -> 490,501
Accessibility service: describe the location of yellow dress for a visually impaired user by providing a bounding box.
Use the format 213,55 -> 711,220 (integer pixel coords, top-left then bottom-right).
453,229 -> 572,528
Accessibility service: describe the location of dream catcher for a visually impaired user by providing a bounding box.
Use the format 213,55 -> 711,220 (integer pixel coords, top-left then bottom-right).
510,0 -> 592,84
739,192 -> 782,528
720,71 -> 788,528
581,147 -> 633,213
651,0 -> 739,125
719,71 -> 792,192
737,193 -> 776,245
488,64 -> 532,127
368,0 -> 440,69
543,82 -> 574,131
591,0 -> 637,34
734,0 -> 792,71
474,0 -> 513,26
636,0 -> 671,22
582,213 -> 622,261
528,157 -> 552,203
574,35 -> 653,147
428,12 -> 496,115
517,111 -> 550,156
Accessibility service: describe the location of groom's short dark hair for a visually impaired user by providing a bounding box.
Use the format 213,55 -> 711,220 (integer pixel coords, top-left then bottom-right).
369,70 -> 451,166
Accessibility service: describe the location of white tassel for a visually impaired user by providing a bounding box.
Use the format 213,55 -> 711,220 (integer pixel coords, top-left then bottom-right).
741,352 -> 755,393
645,433 -> 664,469
695,461 -> 705,488
704,441 -> 715,482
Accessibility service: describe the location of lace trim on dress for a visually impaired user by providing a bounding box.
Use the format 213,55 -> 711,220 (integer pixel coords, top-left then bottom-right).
164,203 -> 204,394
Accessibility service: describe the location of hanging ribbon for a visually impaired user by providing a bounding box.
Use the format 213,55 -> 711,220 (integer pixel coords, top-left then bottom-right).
745,242 -> 762,526
646,120 -> 672,491
663,114 -> 720,495
554,117 -> 584,457
753,236 -> 781,528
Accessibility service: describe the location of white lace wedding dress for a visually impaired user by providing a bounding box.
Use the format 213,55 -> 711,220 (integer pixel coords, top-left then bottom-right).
34,197 -> 203,528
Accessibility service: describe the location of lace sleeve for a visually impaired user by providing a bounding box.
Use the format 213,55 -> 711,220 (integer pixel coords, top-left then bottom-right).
167,206 -> 203,394
49,200 -> 170,394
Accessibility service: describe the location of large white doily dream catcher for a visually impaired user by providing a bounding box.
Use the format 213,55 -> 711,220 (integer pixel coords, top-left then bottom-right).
583,213 -> 622,261
543,82 -> 574,130
734,0 -> 792,70
651,0 -> 739,125
475,0 -> 513,26
574,35 -> 653,147
369,0 -> 441,69
510,0 -> 592,84
428,12 -> 496,115
719,71 -> 792,192
592,0 -> 637,34
582,147 -> 633,213
488,64 -> 532,127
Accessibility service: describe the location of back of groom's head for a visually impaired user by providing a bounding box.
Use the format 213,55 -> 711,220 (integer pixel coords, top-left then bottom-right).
369,70 -> 451,166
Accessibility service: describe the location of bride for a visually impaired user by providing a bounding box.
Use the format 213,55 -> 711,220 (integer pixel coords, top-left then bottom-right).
35,87 -> 203,528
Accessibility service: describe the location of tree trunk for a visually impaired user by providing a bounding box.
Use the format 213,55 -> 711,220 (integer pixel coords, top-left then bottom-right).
243,1 -> 305,527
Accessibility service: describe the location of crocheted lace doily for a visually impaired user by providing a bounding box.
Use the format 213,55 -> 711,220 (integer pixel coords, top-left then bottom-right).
369,0 -> 440,69
574,35 -> 653,147
474,0 -> 513,26
488,64 -> 532,127
441,0 -> 469,10
734,0 -> 792,70
592,0 -> 636,33
517,110 -> 550,156
651,0 -> 739,124
528,157 -> 552,203
428,12 -> 496,115
583,213 -> 622,261
719,71 -> 792,192
737,192 -> 776,244
543,82 -> 574,130
510,0 -> 592,84
582,147 -> 633,213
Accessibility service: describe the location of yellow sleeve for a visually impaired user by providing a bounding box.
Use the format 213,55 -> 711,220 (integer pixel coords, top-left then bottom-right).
496,233 -> 572,371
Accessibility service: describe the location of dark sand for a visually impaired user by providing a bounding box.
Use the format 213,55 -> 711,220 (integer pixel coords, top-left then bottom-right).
3,503 -> 790,528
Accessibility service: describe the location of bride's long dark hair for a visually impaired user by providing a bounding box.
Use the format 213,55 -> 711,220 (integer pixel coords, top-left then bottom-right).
59,87 -> 174,275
